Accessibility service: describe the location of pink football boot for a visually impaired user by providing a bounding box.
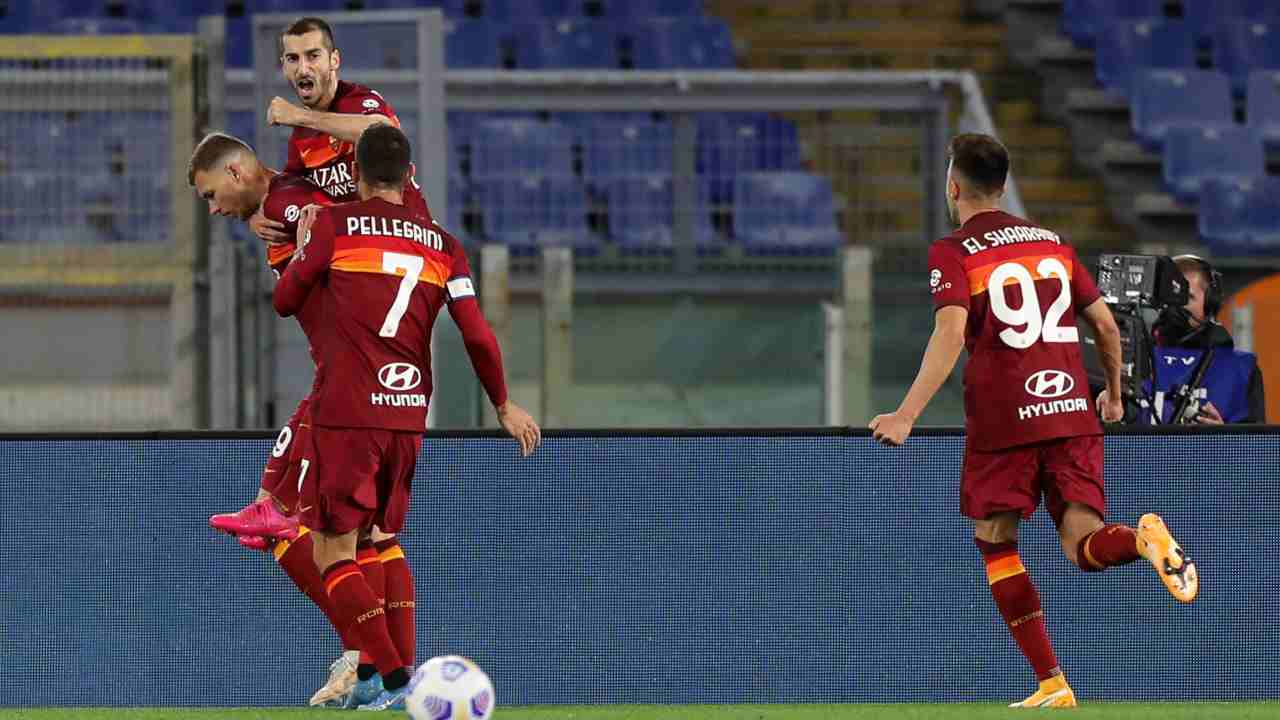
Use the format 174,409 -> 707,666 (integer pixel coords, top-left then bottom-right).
209,497 -> 300,541
237,535 -> 272,552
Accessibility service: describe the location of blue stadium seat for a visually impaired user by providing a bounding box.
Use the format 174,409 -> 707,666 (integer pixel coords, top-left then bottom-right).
446,173 -> 467,237
0,1 -> 30,33
50,17 -> 146,34
732,172 -> 843,253
249,0 -> 348,11
472,175 -> 596,251
225,16 -> 253,68
602,174 -> 716,249
1247,70 -> 1280,146
29,1 -> 101,32
514,19 -> 621,69
359,0 -> 446,8
1162,126 -> 1264,203
605,0 -> 705,19
228,111 -> 256,148
1214,20 -> 1280,95
1198,176 -> 1280,255
699,113 -> 802,201
1094,20 -> 1195,97
583,120 -> 674,182
1130,70 -> 1235,149
445,19 -> 502,68
629,17 -> 734,69
1183,0 -> 1279,48
1060,0 -> 1163,49
471,118 -> 575,179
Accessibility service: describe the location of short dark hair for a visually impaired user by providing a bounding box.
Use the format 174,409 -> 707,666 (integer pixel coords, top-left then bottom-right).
279,16 -> 335,56
357,124 -> 412,189
948,133 -> 1009,198
187,132 -> 254,186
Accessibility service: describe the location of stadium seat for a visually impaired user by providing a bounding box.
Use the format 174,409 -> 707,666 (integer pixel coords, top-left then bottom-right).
513,19 -> 621,69
1059,0 -> 1163,50
359,0 -> 447,9
248,0 -> 348,11
472,175 -> 596,251
1214,20 -> 1280,95
732,172 -> 844,253
1130,70 -> 1235,149
628,17 -> 735,69
1183,0 -> 1280,48
1094,20 -> 1195,97
0,1 -> 30,33
604,0 -> 705,19
446,173 -> 467,237
1162,126 -> 1265,204
445,19 -> 502,68
1198,176 -> 1280,255
50,17 -> 146,34
225,16 -> 253,68
699,113 -> 803,201
29,1 -> 101,32
602,174 -> 716,249
470,118 -> 575,179
1247,71 -> 1280,146
583,120 -> 674,182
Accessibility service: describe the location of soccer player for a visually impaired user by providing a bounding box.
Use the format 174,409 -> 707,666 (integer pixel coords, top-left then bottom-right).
273,124 -> 540,711
248,16 -> 420,243
869,134 -> 1199,708
190,132 -> 371,706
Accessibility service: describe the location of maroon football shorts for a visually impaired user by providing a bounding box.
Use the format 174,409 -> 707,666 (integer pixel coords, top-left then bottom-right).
259,397 -> 312,512
960,434 -> 1105,527
297,425 -> 422,535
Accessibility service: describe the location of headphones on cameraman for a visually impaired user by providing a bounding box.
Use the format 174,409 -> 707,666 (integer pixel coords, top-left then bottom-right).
1171,254 -> 1223,319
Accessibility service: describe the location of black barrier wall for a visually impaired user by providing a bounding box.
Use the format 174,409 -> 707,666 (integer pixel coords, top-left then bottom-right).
1,429 -> 1276,706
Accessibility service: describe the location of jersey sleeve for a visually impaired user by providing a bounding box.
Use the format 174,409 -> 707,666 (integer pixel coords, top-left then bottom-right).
1069,246 -> 1102,309
333,86 -> 396,120
443,235 -> 476,304
928,241 -> 969,311
284,135 -> 304,174
273,210 -> 336,317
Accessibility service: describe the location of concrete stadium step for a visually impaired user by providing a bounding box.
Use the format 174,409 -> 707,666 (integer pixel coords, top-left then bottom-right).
1018,177 -> 1103,204
707,0 -> 969,23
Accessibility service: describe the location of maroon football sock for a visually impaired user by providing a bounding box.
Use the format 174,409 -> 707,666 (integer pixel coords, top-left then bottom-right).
323,560 -> 407,683
976,538 -> 1062,682
376,537 -> 416,667
275,531 -> 361,651
356,541 -> 386,667
1077,524 -> 1141,572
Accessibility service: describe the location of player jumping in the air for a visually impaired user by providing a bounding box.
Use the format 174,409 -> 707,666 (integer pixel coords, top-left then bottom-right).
869,133 -> 1199,709
274,125 -> 539,710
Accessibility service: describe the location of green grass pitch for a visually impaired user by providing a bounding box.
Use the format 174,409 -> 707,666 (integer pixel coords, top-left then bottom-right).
1,704 -> 1277,720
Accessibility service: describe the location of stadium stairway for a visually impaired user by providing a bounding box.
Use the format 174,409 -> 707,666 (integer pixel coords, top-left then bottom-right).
706,0 -> 1127,252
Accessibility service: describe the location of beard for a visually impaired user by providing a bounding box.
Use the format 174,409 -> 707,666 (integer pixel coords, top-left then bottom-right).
294,72 -> 331,109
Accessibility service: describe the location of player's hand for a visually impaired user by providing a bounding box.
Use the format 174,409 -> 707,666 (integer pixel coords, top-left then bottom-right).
497,401 -> 541,457
869,411 -> 913,447
1195,401 -> 1224,425
1096,389 -> 1124,424
296,204 -> 324,250
249,206 -> 290,243
267,96 -> 307,128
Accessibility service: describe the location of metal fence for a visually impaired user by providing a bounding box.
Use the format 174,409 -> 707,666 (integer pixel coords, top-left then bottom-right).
0,35 -> 201,430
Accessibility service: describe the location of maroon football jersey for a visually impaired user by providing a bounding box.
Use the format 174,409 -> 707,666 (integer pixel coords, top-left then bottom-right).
929,210 -> 1103,451
274,197 -> 475,432
282,80 -> 429,219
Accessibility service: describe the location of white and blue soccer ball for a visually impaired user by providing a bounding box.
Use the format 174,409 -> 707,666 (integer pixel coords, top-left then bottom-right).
405,655 -> 495,720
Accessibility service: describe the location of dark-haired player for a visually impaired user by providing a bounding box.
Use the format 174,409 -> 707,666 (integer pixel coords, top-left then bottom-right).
274,125 -> 539,710
869,133 -> 1199,708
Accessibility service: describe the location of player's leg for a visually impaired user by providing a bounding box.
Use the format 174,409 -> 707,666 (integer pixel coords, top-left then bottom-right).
372,527 -> 415,669
963,444 -> 1075,709
301,426 -> 414,710
354,531 -> 388,686
208,415 -> 302,540
355,430 -> 423,711
1044,436 -> 1196,602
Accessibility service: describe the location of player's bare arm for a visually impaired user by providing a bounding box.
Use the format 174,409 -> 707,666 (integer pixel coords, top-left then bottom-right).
870,305 -> 967,447
268,95 -> 391,143
1080,299 -> 1125,423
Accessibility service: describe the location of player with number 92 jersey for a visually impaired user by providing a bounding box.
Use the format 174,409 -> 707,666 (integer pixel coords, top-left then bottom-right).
928,210 -> 1102,452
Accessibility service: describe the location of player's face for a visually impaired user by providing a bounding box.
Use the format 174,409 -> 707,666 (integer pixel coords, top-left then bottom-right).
281,31 -> 339,109
193,169 -> 258,221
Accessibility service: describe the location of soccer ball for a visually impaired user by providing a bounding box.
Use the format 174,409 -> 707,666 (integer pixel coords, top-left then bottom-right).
405,655 -> 495,720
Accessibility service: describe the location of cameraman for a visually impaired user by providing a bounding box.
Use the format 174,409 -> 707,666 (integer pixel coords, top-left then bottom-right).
1142,255 -> 1266,424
